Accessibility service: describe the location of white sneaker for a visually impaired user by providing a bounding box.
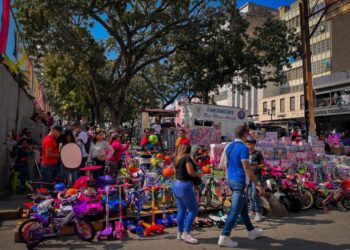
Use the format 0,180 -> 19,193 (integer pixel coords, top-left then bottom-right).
255,212 -> 263,222
182,232 -> 199,244
177,232 -> 182,240
248,228 -> 264,240
218,235 -> 238,248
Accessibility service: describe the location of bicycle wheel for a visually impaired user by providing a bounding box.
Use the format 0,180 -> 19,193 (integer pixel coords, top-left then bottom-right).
301,188 -> 314,210
155,188 -> 173,210
315,193 -> 325,209
18,218 -> 43,245
341,194 -> 350,210
194,185 -> 212,207
74,218 -> 96,241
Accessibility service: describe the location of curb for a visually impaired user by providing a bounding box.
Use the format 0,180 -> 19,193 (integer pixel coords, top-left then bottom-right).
0,209 -> 18,220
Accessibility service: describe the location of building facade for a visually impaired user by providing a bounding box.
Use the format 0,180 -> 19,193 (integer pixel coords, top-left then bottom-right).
213,3 -> 278,119
258,0 -> 350,133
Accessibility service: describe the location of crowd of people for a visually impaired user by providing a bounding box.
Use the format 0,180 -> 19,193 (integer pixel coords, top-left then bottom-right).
5,120 -> 131,191
6,113 -> 349,248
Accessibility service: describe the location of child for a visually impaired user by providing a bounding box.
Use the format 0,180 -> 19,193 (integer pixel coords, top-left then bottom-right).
15,138 -> 33,192
246,138 -> 265,222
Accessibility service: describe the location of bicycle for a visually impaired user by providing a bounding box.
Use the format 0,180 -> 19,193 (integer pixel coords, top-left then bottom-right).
18,191 -> 95,249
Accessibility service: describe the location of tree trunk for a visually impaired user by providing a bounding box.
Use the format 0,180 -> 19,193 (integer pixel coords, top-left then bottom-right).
201,90 -> 210,104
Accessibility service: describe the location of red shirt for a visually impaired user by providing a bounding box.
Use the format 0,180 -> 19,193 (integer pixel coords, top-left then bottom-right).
41,134 -> 59,165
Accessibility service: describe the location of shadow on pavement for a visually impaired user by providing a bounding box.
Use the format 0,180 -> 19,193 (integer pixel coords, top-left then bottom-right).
200,236 -> 350,250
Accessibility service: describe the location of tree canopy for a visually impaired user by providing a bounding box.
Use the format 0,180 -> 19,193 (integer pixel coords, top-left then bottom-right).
14,0 -> 299,127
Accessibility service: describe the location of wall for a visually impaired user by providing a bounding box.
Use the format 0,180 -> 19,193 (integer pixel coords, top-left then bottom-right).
259,91 -> 304,121
0,64 -> 45,191
331,11 -> 350,73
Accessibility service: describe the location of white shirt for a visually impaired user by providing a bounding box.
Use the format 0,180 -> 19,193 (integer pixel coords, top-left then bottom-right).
76,131 -> 88,157
152,124 -> 162,135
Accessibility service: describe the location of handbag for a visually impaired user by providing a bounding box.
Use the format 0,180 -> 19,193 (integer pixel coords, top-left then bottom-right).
192,176 -> 202,186
191,158 -> 202,186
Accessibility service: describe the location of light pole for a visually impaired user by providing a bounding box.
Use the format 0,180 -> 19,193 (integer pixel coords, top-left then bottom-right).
267,109 -> 275,122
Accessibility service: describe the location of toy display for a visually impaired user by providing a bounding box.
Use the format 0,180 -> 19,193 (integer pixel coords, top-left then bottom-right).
16,139 -> 350,249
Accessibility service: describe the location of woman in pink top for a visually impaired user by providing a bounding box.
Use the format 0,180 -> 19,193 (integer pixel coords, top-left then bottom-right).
107,133 -> 129,176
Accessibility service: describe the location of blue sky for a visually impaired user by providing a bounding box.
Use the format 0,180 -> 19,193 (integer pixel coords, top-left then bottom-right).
91,0 -> 296,41
237,0 -> 295,9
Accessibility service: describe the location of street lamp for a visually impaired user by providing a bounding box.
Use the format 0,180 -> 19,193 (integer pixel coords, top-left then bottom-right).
267,109 -> 275,122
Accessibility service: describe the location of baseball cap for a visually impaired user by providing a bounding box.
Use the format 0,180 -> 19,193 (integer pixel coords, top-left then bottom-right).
52,125 -> 63,133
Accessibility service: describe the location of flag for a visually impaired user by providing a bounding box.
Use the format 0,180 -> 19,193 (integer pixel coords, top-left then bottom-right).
0,0 -> 11,54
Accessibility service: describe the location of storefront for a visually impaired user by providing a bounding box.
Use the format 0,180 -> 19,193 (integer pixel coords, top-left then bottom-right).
314,72 -> 350,135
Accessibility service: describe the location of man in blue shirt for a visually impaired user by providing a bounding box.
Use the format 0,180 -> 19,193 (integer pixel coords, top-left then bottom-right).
218,126 -> 264,248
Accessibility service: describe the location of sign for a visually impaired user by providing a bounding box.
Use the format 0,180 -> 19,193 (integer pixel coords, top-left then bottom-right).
184,104 -> 246,121
314,106 -> 350,117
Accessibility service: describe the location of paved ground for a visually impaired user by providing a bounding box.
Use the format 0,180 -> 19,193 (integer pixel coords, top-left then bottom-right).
0,210 -> 349,250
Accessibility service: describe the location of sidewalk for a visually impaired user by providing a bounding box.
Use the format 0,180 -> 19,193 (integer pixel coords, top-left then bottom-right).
0,193 -> 26,220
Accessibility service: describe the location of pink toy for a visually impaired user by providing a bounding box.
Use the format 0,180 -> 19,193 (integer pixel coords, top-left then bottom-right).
113,183 -> 130,240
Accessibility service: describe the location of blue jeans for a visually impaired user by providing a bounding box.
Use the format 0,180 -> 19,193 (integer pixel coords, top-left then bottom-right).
248,181 -> 262,212
172,180 -> 199,233
222,180 -> 254,236
40,164 -> 57,189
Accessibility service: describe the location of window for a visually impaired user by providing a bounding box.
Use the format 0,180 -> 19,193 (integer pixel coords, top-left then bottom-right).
263,102 -> 268,114
271,100 -> 276,113
300,95 -> 304,110
285,67 -> 303,81
312,58 -> 331,75
310,39 -> 330,55
290,97 -> 295,111
280,99 -> 285,113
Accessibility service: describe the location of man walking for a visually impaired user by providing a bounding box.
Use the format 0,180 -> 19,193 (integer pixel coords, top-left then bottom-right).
218,125 -> 264,248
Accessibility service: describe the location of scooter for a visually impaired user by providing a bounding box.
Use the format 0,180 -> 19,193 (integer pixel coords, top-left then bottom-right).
96,185 -> 114,241
140,186 -> 165,236
113,183 -> 130,240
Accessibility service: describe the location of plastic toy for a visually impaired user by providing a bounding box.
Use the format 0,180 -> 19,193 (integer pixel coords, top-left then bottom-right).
148,135 -> 158,144
113,183 -> 130,240
157,184 -> 176,227
80,188 -> 104,216
156,153 -> 164,160
140,186 -> 165,236
163,167 -> 174,179
202,166 -> 212,174
96,185 -> 115,241
164,155 -> 172,164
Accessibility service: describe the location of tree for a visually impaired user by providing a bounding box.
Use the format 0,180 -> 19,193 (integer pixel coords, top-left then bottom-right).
14,0 -> 222,126
14,0 -> 299,125
39,26 -> 107,124
175,13 -> 300,103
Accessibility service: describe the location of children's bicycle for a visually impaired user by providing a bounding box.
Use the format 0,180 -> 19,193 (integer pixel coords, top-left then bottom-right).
18,190 -> 95,249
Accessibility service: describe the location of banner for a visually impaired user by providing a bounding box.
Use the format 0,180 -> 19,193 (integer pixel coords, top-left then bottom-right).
0,0 -> 11,54
18,47 -> 27,68
2,53 -> 17,73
